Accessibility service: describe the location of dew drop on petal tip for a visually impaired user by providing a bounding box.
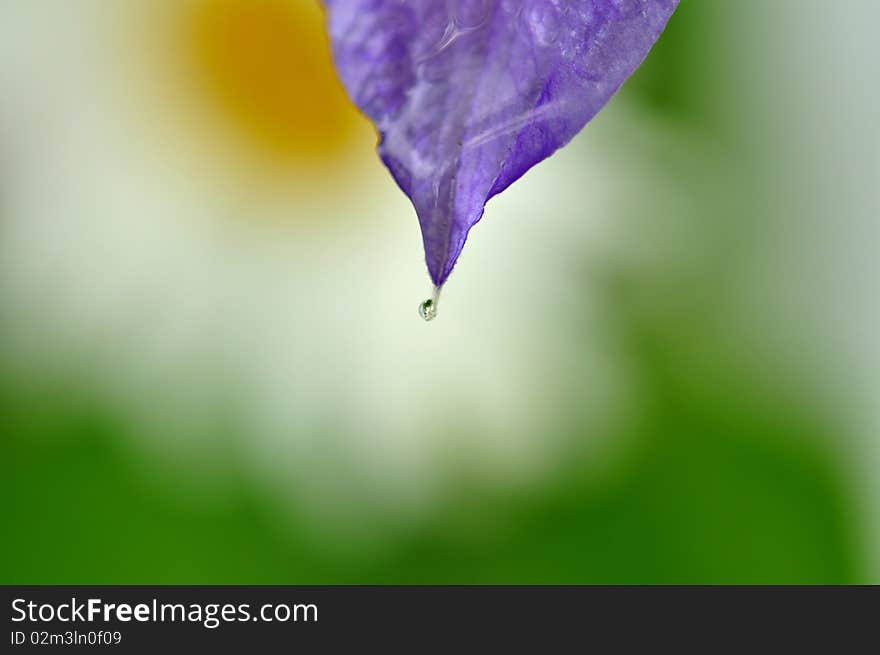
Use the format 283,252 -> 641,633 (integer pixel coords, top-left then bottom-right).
419,298 -> 438,321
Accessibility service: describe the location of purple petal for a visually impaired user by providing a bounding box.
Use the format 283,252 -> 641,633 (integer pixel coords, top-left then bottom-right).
325,1 -> 679,287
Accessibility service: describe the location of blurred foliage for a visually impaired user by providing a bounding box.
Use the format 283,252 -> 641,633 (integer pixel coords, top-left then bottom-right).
625,0 -> 718,129
0,305 -> 860,583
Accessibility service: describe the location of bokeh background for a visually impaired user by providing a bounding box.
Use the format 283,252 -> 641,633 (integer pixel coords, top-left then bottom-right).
2,0 -> 878,583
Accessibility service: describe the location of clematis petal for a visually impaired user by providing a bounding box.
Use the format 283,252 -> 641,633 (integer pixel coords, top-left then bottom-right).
325,0 -> 679,288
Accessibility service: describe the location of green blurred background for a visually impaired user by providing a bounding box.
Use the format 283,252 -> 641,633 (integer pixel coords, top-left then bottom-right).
1,1 -> 877,583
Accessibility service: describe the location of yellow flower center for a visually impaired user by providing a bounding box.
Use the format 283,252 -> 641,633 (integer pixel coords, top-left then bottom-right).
181,0 -> 356,164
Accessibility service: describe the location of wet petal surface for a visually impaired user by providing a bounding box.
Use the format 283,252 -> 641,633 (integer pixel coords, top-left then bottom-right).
326,0 -> 679,286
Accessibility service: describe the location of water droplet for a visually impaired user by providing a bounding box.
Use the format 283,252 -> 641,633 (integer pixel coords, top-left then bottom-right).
419,298 -> 438,321
524,1 -> 561,46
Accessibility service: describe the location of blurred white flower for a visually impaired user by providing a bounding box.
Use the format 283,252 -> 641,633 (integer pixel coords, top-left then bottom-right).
0,0 -> 639,519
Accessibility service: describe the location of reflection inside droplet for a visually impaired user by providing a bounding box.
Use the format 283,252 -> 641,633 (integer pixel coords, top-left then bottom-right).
419,298 -> 438,321
419,287 -> 442,322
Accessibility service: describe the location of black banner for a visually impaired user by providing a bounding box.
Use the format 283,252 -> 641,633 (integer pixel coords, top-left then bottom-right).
2,586 -> 875,650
